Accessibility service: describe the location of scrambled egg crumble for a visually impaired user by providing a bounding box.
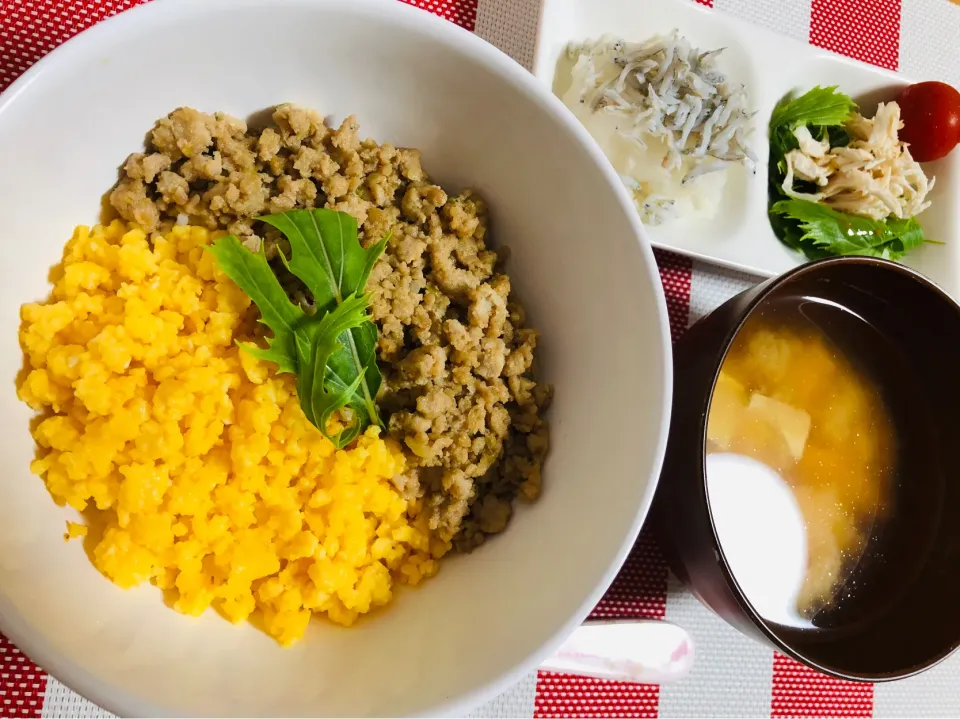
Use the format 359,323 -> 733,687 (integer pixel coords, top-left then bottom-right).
18,221 -> 446,645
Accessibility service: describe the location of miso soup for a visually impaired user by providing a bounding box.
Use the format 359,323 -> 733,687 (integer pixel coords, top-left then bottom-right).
706,294 -> 901,630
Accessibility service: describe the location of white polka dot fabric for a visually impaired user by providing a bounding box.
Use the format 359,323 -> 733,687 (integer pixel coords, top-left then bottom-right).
659,574 -> 772,718
687,260 -> 759,327
713,0 -> 812,42
474,0 -> 543,70
899,0 -> 960,88
40,681 -> 111,719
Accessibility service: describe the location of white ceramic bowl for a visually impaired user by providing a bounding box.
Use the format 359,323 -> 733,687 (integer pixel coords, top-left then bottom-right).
0,0 -> 672,715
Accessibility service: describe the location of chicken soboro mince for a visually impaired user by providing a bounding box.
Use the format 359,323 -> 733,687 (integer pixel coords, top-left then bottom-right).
109,104 -> 550,550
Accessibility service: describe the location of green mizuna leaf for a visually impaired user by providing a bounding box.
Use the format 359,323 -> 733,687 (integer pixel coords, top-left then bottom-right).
769,86 -> 858,136
295,293 -> 374,449
322,321 -> 382,431
263,209 -> 387,429
883,216 -> 927,255
261,209 -> 386,313
206,209 -> 386,449
770,199 -> 927,261
206,236 -> 303,374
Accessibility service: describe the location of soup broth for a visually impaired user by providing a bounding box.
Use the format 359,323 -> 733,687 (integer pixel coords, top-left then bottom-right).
707,295 -> 898,628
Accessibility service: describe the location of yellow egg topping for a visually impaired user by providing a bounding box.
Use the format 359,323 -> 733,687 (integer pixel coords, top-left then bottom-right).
18,221 -> 446,645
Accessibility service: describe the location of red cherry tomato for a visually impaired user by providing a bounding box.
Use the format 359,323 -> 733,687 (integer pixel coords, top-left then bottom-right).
896,81 -> 960,162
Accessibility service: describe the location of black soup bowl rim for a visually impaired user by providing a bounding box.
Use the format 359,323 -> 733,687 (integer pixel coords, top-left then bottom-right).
695,254 -> 960,682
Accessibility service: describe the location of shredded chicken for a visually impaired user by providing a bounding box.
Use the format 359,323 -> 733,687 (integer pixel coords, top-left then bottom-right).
782,102 -> 934,221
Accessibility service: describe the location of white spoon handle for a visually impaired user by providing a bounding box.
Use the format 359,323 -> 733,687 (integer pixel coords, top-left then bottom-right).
540,620 -> 694,684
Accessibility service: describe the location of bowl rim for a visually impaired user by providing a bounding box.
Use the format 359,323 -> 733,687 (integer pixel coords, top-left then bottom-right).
0,0 -> 675,715
696,254 -> 960,682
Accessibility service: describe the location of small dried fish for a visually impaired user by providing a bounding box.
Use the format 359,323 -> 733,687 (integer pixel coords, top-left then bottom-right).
566,30 -> 755,174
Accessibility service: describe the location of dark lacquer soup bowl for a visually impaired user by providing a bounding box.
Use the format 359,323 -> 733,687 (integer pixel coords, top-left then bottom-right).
657,255 -> 960,681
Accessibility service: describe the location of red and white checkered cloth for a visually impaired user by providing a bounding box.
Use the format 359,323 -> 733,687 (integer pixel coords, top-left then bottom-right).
1,0 -> 959,716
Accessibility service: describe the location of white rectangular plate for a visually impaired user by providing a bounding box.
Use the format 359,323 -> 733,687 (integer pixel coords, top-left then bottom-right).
533,0 -> 960,294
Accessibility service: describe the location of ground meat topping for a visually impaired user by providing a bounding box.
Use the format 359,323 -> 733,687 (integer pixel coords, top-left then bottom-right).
109,105 -> 550,550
